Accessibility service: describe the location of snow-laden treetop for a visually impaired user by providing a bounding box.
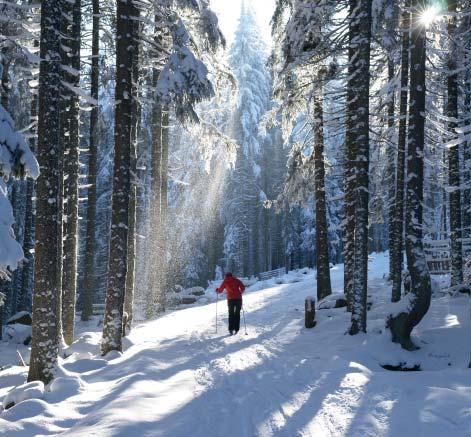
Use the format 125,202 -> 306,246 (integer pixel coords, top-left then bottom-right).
0,104 -> 39,181
229,2 -> 271,158
0,103 -> 39,278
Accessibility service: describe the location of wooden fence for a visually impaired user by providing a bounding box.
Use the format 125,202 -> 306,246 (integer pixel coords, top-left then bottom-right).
424,238 -> 471,275
259,267 -> 287,281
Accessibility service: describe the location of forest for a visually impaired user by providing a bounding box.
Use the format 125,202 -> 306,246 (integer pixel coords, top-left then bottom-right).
0,0 -> 470,435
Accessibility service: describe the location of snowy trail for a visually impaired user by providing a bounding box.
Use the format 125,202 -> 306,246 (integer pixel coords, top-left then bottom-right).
1,253 -> 470,436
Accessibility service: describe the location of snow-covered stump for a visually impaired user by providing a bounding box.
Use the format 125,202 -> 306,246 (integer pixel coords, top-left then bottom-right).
305,297 -> 316,328
2,381 -> 45,410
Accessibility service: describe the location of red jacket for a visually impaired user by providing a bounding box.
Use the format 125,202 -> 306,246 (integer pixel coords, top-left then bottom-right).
216,275 -> 245,300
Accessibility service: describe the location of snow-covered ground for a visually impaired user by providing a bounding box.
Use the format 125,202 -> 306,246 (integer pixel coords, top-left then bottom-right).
0,253 -> 470,436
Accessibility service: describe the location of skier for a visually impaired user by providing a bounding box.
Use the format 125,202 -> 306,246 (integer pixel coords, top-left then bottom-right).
216,273 -> 245,335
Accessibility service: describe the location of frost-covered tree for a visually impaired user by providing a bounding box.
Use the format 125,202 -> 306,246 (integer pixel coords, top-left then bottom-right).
387,0 -> 431,350
223,3 -> 271,277
446,0 -> 463,286
28,0 -> 64,383
391,0 -> 411,303
60,0 -> 82,346
142,0 -> 225,317
81,0 -> 101,322
0,104 -> 39,279
101,0 -> 139,355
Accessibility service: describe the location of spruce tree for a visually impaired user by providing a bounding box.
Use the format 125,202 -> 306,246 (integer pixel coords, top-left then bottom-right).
101,0 -> 137,354
391,0 -> 411,302
28,0 -> 63,383
387,0 -> 432,350
348,0 -> 372,335
81,0 -> 100,322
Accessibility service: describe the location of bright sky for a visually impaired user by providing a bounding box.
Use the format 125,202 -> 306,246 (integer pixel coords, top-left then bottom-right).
210,0 -> 276,47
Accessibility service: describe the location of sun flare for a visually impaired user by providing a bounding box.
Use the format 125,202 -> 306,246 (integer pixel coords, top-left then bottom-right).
420,5 -> 439,26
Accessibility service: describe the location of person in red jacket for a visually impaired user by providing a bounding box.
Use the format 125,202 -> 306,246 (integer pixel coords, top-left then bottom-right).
216,272 -> 245,335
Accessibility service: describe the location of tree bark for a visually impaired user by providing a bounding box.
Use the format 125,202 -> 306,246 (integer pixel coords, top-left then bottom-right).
348,0 -> 372,335
463,61 -> 471,239
343,1 -> 357,312
61,0 -> 81,346
19,37 -> 40,313
387,1 -> 431,350
0,49 -> 11,109
81,0 -> 100,321
28,0 -> 62,384
146,11 -> 168,317
101,0 -> 136,355
313,97 -> 332,301
124,16 -> 141,332
446,0 -> 463,286
147,101 -> 164,317
391,1 -> 410,302
387,57 -> 396,279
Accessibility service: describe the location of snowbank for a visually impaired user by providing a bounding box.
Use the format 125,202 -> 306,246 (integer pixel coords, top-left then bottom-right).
2,381 -> 44,410
0,253 -> 470,435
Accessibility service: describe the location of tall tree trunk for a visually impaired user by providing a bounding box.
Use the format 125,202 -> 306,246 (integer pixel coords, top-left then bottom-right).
313,97 -> 332,301
28,0 -> 62,384
0,51 -> 10,109
343,2 -> 357,312
147,101 -> 164,317
147,12 -> 169,316
62,0 -> 81,346
81,0 -> 100,321
391,1 -> 410,302
19,37 -> 40,313
447,0 -> 463,286
348,0 -> 372,335
0,55 -> 12,334
124,17 -> 141,332
20,178 -> 34,310
101,0 -> 136,355
387,57 -> 396,279
463,60 -> 471,239
387,1 -> 431,350
158,109 -> 169,309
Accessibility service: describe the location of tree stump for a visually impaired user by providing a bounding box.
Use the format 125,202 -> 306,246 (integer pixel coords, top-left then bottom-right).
305,297 -> 316,328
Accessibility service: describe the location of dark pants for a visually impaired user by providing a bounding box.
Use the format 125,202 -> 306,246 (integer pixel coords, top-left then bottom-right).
228,299 -> 242,332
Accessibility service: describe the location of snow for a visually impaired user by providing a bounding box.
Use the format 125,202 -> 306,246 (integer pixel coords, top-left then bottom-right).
4,324 -> 32,345
0,103 -> 39,277
2,381 -> 44,410
0,253 -> 470,435
6,311 -> 31,325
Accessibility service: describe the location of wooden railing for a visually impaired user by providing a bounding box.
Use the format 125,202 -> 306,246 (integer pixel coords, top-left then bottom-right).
423,238 -> 471,275
76,303 -> 105,316
92,303 -> 106,315
258,267 -> 287,281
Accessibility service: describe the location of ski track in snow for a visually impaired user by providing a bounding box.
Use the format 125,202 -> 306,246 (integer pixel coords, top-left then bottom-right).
0,253 -> 471,436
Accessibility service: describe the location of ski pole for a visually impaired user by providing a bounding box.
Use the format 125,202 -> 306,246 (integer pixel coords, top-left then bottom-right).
242,304 -> 248,335
215,292 -> 218,333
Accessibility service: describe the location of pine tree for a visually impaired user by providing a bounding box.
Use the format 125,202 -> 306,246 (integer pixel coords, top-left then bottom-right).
124,15 -> 141,331
391,0 -> 411,302
387,0 -> 432,350
313,97 -> 332,300
223,4 -> 271,276
81,0 -> 100,322
61,0 -> 81,346
101,0 -> 137,355
446,0 -> 463,286
28,0 -> 62,383
146,9 -> 170,316
348,0 -> 372,335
